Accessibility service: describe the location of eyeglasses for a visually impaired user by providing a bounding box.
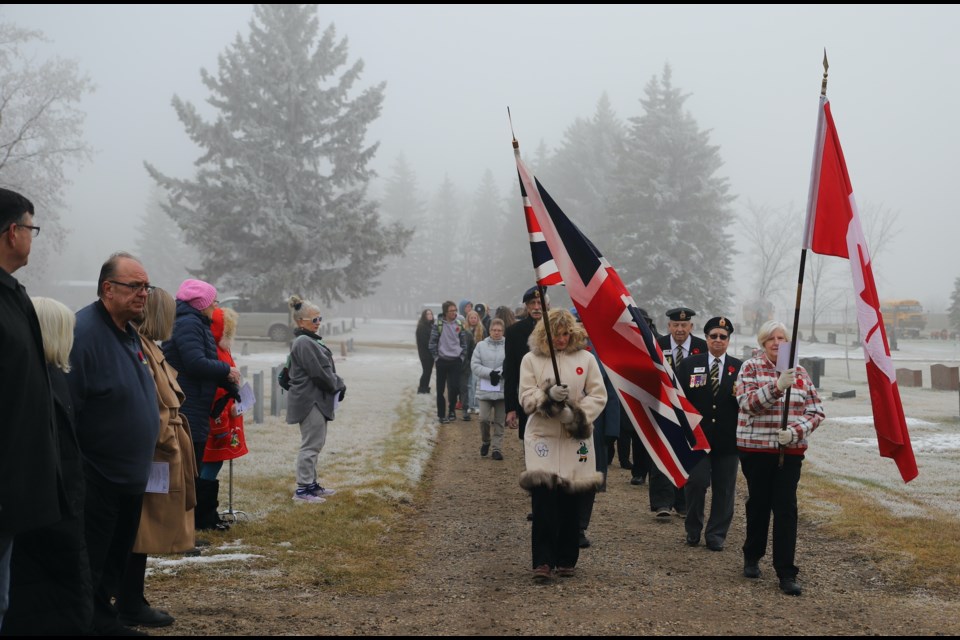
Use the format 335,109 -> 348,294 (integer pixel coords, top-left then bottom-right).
108,280 -> 155,293
707,333 -> 729,341
310,316 -> 322,324
3,223 -> 40,238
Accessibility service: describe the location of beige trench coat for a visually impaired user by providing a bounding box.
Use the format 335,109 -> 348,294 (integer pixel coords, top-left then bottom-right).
133,339 -> 197,554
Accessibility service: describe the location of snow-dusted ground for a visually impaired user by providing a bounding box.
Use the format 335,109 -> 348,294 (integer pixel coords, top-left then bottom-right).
227,320 -> 960,521
147,321 -> 957,578
222,318 -> 435,521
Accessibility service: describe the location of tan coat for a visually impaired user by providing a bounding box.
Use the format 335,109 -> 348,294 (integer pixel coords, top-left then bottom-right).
519,342 -> 606,493
133,339 -> 197,554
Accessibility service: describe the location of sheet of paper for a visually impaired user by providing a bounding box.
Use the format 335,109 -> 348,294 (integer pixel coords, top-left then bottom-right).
234,381 -> 256,415
145,461 -> 169,494
479,378 -> 502,392
775,341 -> 799,372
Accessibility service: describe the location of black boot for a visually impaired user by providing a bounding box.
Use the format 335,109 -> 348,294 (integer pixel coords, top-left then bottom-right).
195,478 -> 229,531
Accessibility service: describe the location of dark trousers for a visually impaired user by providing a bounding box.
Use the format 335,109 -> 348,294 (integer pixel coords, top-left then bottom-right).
630,428 -> 650,481
115,552 -> 147,614
530,486 -> 581,570
435,358 -> 461,419
649,465 -> 686,512
684,453 -> 739,546
83,466 -> 144,633
193,439 -> 206,471
418,354 -> 434,392
739,452 -> 803,579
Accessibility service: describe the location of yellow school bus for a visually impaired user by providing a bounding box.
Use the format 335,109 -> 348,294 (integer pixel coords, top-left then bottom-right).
880,300 -> 927,339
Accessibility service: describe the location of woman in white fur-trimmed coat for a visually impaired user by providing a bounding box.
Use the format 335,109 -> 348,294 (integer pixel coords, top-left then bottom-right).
519,308 -> 606,582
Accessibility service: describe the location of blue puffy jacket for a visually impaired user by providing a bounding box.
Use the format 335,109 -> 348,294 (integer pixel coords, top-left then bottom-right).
162,300 -> 230,444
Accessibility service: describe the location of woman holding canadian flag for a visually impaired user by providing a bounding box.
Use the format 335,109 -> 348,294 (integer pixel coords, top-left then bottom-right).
735,321 -> 824,596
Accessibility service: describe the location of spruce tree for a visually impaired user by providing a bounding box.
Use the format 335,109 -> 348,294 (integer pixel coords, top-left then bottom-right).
605,65 -> 735,317
134,186 -> 201,292
547,92 -> 625,237
376,154 -> 428,316
464,169 -> 507,301
145,4 -> 409,306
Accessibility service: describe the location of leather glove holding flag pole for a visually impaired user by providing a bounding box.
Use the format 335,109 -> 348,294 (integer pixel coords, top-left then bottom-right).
508,108 -> 709,489
789,52 -> 917,482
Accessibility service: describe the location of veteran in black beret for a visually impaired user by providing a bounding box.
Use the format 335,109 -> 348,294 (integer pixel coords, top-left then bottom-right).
504,286 -> 547,438
675,316 -> 743,550
648,307 -> 708,518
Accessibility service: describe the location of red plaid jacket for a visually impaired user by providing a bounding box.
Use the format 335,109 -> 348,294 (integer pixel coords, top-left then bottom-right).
735,356 -> 824,455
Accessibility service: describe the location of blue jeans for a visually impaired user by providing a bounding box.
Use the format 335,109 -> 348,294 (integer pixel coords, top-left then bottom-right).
200,460 -> 224,481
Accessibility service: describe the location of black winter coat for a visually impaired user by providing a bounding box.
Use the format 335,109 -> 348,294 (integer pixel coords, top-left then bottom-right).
0,269 -> 60,536
3,366 -> 93,635
675,353 -> 743,455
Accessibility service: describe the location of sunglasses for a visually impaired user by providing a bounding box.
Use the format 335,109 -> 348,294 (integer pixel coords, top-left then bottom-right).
310,316 -> 322,324
707,333 -> 729,340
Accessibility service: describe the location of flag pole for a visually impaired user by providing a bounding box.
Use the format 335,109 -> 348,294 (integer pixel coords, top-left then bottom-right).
780,51 -> 829,467
510,110 -> 562,386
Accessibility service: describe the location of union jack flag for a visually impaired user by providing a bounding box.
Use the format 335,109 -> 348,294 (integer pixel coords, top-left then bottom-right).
515,144 -> 708,487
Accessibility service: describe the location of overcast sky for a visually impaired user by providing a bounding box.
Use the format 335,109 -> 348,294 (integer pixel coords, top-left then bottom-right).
5,4 -> 958,315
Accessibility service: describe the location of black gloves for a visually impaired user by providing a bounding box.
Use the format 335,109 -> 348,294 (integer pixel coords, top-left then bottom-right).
489,369 -> 501,386
338,385 -> 347,402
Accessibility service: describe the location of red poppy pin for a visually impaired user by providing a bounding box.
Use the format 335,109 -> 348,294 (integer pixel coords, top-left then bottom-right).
692,348 -> 701,355
727,365 -> 736,375
576,366 -> 584,375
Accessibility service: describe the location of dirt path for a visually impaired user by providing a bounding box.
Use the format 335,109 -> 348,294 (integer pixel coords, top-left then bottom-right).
152,393 -> 960,635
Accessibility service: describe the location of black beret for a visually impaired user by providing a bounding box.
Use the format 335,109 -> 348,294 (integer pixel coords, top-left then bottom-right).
704,316 -> 734,335
522,286 -> 542,303
665,307 -> 696,321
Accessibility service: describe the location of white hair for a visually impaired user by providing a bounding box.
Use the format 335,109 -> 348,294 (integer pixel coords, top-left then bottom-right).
757,320 -> 788,347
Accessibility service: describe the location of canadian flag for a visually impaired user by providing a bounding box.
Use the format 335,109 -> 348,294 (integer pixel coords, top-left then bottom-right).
802,96 -> 918,483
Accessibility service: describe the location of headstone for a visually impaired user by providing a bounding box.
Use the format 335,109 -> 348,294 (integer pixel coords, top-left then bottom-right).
253,372 -> 264,424
827,332 -> 836,345
895,368 -> 922,388
832,389 -> 856,399
799,356 -> 825,388
270,366 -> 280,416
931,364 -> 960,391
340,341 -> 347,357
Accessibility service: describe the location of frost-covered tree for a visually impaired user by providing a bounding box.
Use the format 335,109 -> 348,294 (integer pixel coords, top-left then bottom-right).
949,276 -> 960,334
0,20 -> 93,283
464,169 -> 507,300
374,154 -> 428,316
489,179 -> 540,308
739,202 -> 799,334
548,92 -> 625,236
134,186 -> 201,292
423,176 -> 465,300
146,4 -> 409,306
605,65 -> 735,317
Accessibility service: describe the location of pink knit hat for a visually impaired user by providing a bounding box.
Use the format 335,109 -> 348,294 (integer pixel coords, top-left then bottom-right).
176,278 -> 217,311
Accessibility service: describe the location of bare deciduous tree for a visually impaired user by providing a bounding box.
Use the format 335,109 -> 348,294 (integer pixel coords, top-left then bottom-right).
0,21 -> 93,282
805,252 -> 844,342
738,201 -> 800,334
